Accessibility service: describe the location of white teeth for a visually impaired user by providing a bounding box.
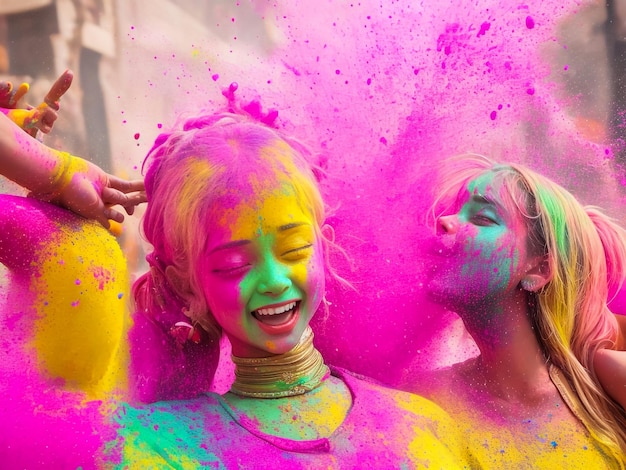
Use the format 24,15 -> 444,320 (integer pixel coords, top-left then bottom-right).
256,301 -> 297,316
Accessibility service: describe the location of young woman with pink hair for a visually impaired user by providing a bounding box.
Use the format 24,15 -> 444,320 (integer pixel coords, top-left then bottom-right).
110,110 -> 473,468
410,154 -> 626,468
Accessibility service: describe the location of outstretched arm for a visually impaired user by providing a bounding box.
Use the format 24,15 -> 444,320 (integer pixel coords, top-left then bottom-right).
0,112 -> 145,228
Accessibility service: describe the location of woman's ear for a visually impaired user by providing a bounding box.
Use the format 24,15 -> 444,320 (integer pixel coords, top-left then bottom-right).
521,255 -> 551,292
165,265 -> 217,335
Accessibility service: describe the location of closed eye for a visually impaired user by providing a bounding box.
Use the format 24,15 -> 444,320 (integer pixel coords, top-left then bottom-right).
471,214 -> 498,226
212,264 -> 252,276
281,244 -> 313,261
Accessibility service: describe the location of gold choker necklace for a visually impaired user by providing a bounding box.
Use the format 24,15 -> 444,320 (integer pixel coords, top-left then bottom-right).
230,327 -> 330,398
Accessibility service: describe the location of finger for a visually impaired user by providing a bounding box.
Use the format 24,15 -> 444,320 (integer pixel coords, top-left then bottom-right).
96,215 -> 112,229
0,82 -> 13,103
123,191 -> 147,207
101,186 -> 133,206
11,82 -> 30,106
101,188 -> 146,216
44,70 -> 74,109
107,175 -> 145,194
91,203 -> 111,229
37,109 -> 58,133
105,206 -> 125,224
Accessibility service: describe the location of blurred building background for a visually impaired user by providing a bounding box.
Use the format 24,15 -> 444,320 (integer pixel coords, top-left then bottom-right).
0,1 -> 624,177
0,0 -> 116,171
0,0 -> 280,274
0,0 -> 276,172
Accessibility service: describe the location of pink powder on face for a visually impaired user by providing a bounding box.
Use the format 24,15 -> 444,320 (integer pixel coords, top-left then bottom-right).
4,1 -> 619,438
302,1 -> 597,383
107,0 -> 616,394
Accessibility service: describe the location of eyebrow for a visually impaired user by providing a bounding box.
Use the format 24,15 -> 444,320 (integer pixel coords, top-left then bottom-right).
471,194 -> 500,207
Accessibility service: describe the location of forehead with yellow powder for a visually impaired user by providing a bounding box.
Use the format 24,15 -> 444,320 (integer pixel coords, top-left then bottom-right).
207,143 -> 317,297
214,140 -> 315,240
219,184 -> 312,239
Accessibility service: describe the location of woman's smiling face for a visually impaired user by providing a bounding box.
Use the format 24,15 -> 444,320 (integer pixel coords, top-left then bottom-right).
427,172 -> 533,314
199,176 -> 325,358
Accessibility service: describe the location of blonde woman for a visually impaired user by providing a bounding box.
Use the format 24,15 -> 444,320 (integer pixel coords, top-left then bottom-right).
407,154 -> 626,468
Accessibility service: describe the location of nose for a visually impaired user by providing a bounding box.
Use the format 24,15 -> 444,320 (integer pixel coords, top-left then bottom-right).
256,257 -> 292,296
437,215 -> 459,235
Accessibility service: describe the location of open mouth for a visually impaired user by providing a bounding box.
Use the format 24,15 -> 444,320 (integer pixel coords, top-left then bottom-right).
252,300 -> 300,334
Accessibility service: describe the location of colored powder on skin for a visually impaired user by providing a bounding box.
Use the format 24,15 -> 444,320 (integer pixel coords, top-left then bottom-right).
29,219 -> 130,396
223,188 -> 317,353
4,108 -> 33,129
0,196 -> 130,467
3,0 -> 624,465
112,0 -> 618,392
1,196 -> 130,397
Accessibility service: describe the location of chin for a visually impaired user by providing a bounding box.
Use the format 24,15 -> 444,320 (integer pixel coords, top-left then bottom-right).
265,328 -> 309,356
426,280 -> 470,313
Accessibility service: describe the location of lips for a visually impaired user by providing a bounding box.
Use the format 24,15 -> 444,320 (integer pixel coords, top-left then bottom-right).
252,300 -> 300,334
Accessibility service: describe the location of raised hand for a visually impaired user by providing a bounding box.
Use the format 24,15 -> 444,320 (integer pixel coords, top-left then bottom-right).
34,152 -> 147,229
0,113 -> 146,228
1,70 -> 74,137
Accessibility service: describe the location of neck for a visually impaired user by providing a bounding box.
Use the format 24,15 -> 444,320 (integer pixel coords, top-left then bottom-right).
460,292 -> 551,403
230,327 -> 330,398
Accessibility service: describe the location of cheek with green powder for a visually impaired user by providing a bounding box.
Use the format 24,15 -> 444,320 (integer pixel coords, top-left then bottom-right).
202,182 -> 322,358
459,229 -> 521,293
433,226 -> 520,301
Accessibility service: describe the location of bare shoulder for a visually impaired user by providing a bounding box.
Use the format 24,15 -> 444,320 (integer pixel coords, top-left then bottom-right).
594,348 -> 626,409
595,348 -> 626,372
615,314 -> 626,350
